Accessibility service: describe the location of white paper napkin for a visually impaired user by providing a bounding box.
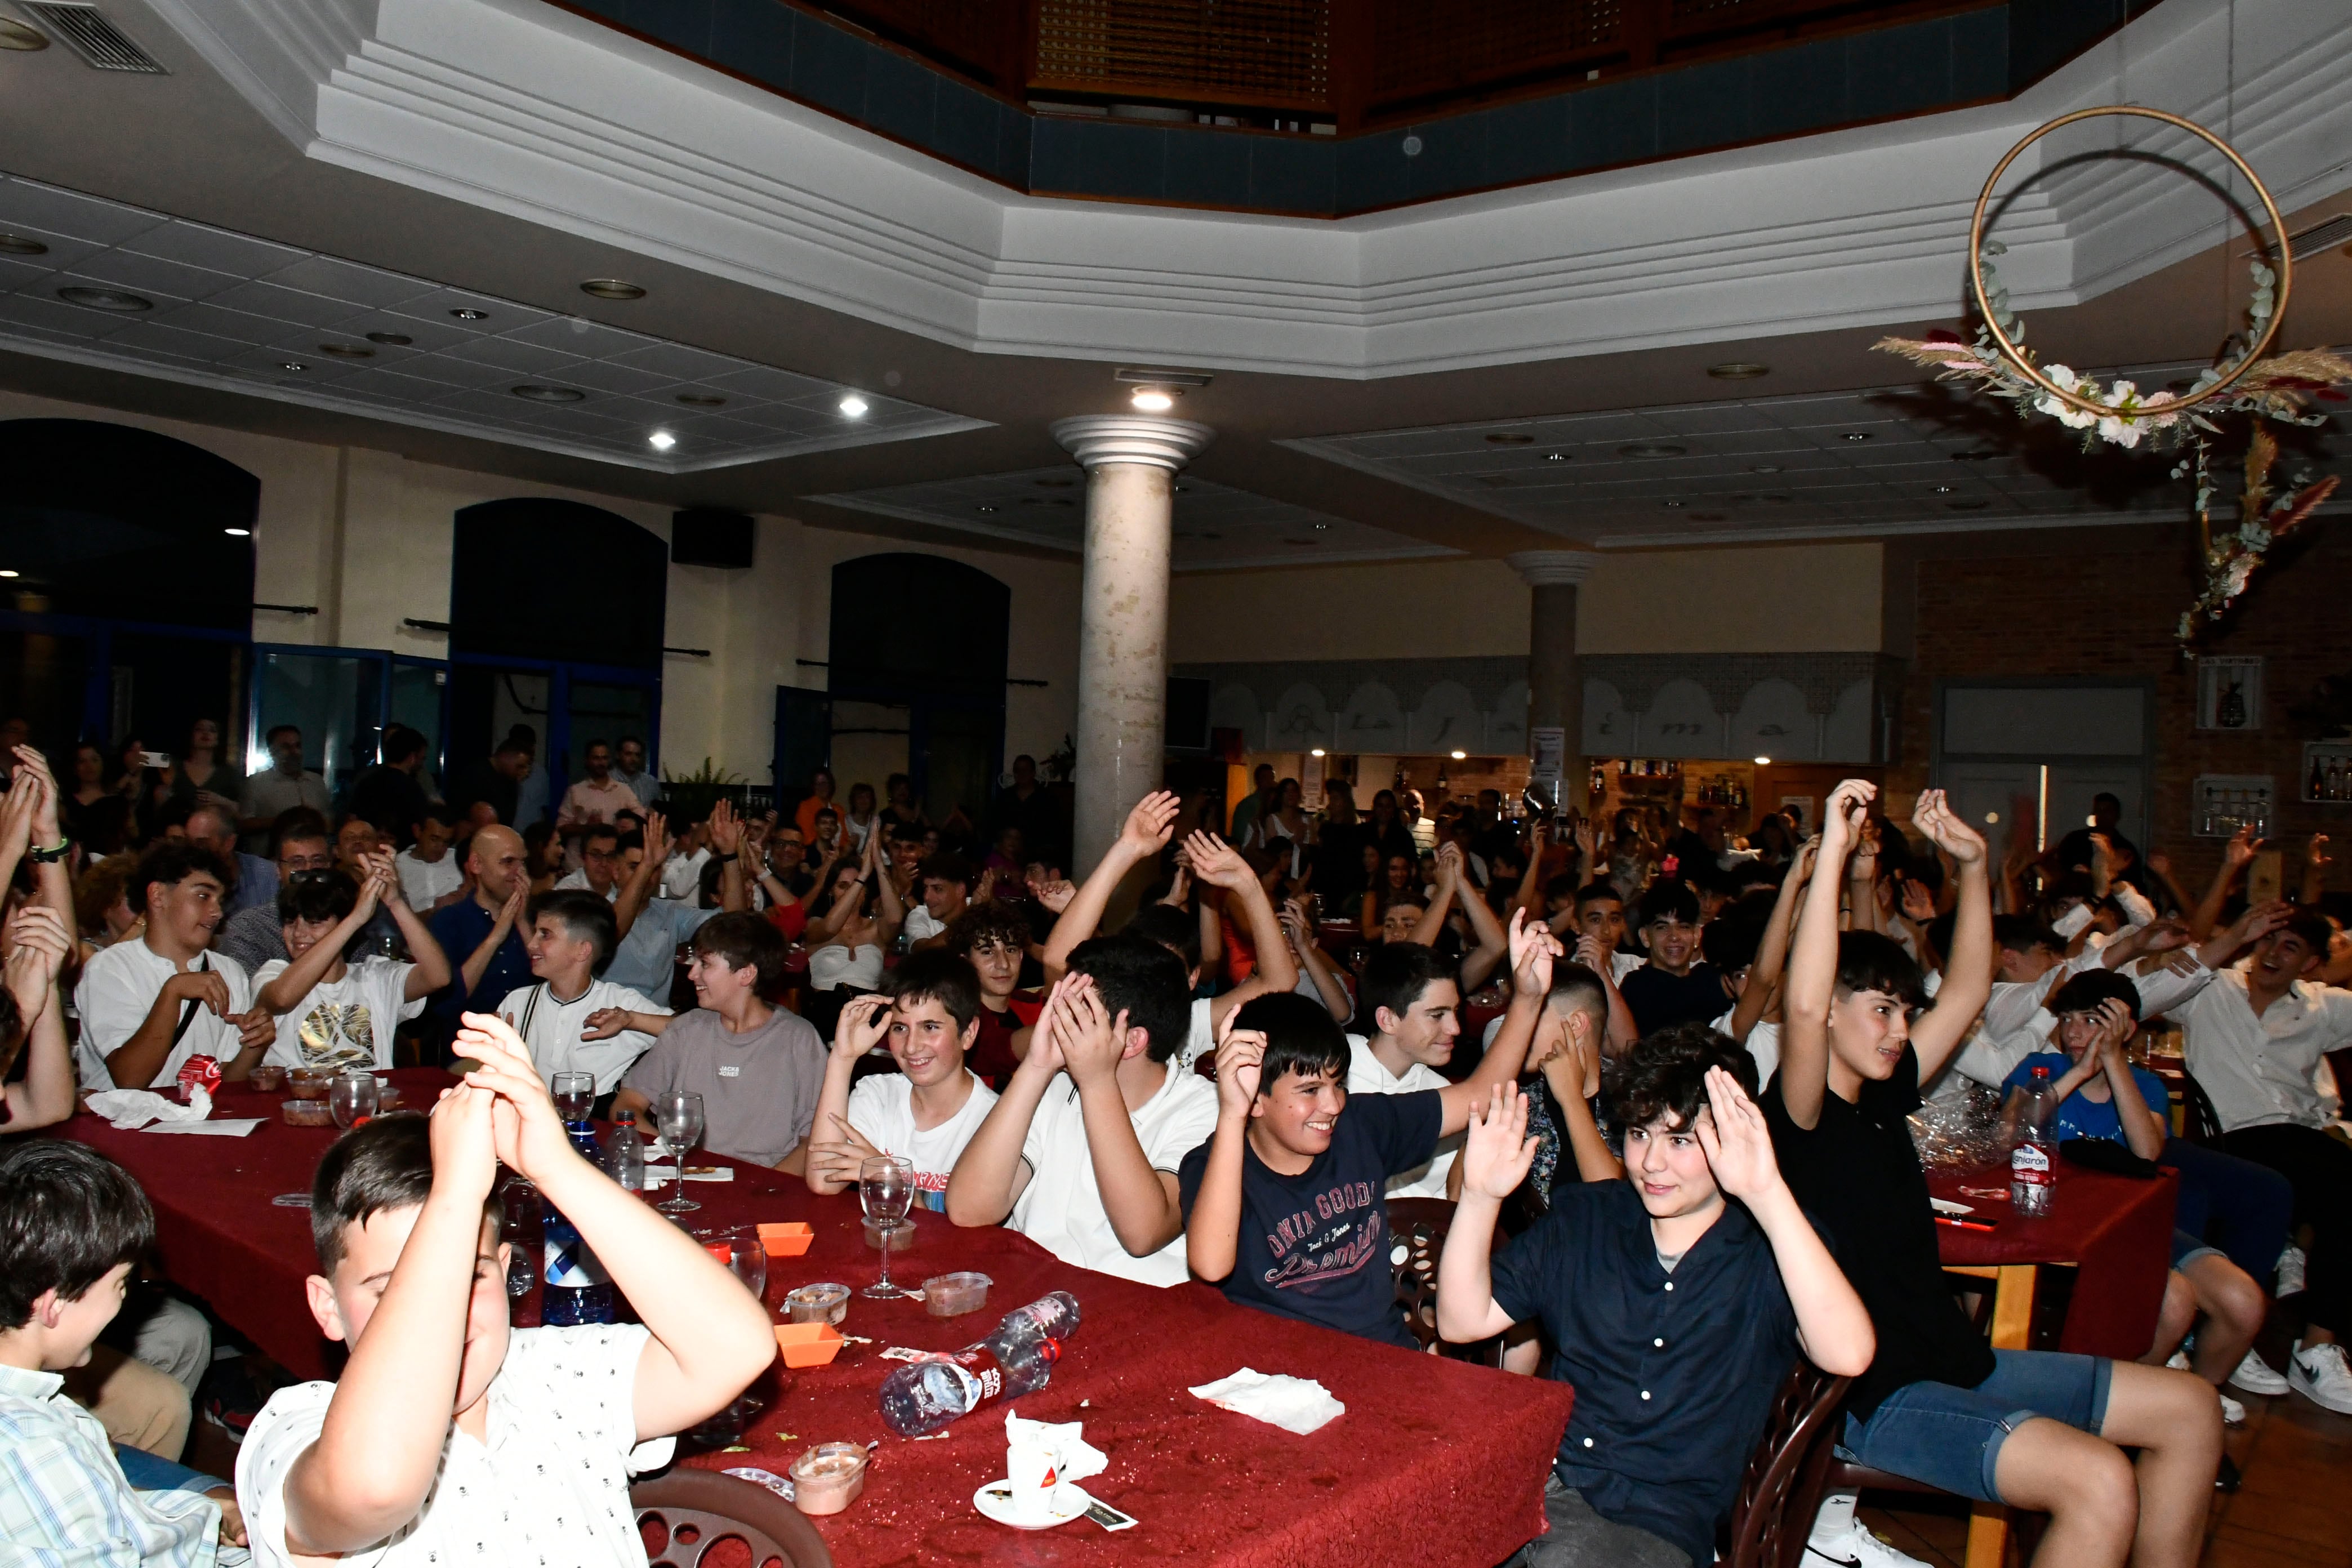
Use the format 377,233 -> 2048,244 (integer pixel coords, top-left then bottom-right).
87,1086 -> 211,1129
1005,1408 -> 1108,1482
146,1119 -> 264,1137
1187,1367 -> 1346,1435
641,1165 -> 734,1182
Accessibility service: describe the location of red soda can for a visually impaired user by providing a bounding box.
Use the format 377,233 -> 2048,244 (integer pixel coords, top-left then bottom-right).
176,1055 -> 223,1104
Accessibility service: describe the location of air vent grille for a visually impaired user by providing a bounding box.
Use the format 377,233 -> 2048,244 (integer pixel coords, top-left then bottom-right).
2287,213 -> 2352,259
17,2 -> 164,73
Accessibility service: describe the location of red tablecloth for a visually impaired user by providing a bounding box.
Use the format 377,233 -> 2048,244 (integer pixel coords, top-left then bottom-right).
1929,1164 -> 2177,1360
59,1073 -> 1574,1568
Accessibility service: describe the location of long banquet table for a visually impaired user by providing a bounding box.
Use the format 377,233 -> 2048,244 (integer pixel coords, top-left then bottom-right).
60,1070 -> 1575,1568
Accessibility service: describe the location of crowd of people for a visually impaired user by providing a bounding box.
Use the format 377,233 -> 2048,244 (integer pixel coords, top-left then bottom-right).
3,719 -> 2350,1568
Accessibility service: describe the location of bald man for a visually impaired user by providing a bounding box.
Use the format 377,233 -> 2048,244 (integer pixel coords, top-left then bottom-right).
423,823 -> 533,1058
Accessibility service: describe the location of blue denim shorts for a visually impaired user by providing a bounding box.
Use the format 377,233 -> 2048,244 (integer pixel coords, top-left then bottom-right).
1838,1351 -> 2113,1503
2170,1227 -> 2224,1271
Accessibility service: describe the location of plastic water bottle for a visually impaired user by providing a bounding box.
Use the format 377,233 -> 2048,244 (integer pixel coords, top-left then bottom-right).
2010,1065 -> 2059,1217
544,1120 -> 615,1324
600,1124 -> 645,1192
877,1291 -> 1083,1437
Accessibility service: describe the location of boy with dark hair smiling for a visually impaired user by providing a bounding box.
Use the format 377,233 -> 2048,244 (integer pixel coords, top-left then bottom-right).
1618,881 -> 1726,1037
804,950 -> 1000,1208
235,1015 -> 774,1567
1437,1025 -> 1873,1568
500,888 -> 669,1098
1179,914 -> 1554,1345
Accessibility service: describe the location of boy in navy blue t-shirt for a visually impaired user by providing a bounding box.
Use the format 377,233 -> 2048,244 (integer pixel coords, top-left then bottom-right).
1178,912 -> 1557,1344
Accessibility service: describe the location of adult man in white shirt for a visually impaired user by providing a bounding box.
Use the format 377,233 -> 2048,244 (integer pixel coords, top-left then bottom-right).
495,890 -> 669,1098
947,934 -> 1217,1286
557,740 -> 638,836
237,724 -> 329,854
804,953 -> 1000,1209
393,804 -> 466,914
73,841 -> 271,1089
902,852 -> 974,952
2177,905 -> 2352,1412
555,823 -> 625,897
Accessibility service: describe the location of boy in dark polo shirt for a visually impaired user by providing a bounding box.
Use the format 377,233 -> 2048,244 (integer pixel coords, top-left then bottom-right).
1767,780 -> 2220,1568
1179,915 -> 1560,1344
1437,1024 -> 1874,1568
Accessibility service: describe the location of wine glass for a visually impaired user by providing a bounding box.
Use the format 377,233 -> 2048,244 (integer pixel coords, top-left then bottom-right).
858,1156 -> 915,1300
501,1177 -> 540,1299
551,1071 -> 595,1126
328,1070 -> 378,1130
653,1090 -> 706,1215
725,1228 -> 769,1308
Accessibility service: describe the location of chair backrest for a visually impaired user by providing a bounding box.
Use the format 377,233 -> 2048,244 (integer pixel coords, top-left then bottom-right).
2178,1068 -> 2226,1147
632,1467 -> 834,1568
1722,1359 -> 1851,1568
1386,1196 -> 1455,1351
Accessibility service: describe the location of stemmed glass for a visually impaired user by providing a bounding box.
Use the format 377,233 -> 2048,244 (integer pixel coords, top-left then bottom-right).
551,1071 -> 595,1126
328,1070 -> 378,1130
724,1229 -> 769,1307
858,1156 -> 915,1300
653,1090 -> 707,1215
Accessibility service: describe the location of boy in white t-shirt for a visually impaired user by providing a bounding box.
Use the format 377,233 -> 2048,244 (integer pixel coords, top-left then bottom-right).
234,1015 -> 775,1567
253,856 -> 451,1073
495,890 -> 668,1097
947,934 -> 1218,1286
803,950 -> 999,1211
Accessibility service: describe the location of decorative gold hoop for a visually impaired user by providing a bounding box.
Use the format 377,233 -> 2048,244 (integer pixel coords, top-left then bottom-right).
1968,105 -> 2291,418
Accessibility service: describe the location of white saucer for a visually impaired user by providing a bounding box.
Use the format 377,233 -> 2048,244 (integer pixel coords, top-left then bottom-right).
973,1479 -> 1088,1530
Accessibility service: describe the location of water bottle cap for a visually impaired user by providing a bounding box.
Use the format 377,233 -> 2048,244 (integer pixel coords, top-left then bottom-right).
2030,1066 -> 2050,1079
1037,1337 -> 1062,1365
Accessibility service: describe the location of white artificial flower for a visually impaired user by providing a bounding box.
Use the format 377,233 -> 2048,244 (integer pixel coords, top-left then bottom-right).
2034,365 -> 2100,430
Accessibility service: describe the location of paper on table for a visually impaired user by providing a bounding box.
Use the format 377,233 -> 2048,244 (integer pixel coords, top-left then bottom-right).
1004,1408 -> 1107,1484
146,1119 -> 265,1136
1187,1368 -> 1346,1435
87,1086 -> 212,1130
641,1165 -> 734,1182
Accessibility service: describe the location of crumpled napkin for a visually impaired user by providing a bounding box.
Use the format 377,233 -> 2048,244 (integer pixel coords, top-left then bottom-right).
84,1087 -> 264,1136
1005,1408 -> 1108,1484
1187,1367 -> 1346,1435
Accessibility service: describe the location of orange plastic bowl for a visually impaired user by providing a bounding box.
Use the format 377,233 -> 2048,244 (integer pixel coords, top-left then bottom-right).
758,1222 -> 814,1257
773,1321 -> 845,1368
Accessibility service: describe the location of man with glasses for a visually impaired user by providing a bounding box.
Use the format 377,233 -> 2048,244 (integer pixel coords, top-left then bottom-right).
237,725 -> 328,854
555,824 -> 626,897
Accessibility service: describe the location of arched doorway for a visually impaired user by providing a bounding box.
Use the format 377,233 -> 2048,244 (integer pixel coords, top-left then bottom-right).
444,498 -> 669,820
0,418 -> 256,766
822,554 -> 1008,830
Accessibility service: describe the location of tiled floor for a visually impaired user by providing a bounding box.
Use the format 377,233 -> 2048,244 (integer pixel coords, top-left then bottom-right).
1857,1383 -> 2352,1568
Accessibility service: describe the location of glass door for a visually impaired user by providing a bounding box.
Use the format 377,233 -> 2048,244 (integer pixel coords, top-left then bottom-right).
448,656 -> 658,825
250,645 -> 387,806
390,657 -> 450,797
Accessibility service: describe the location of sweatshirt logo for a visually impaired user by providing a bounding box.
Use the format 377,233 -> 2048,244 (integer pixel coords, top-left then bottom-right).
1260,1181 -> 1382,1289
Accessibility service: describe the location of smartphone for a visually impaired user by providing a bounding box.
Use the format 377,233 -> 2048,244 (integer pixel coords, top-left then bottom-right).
140,750 -> 173,769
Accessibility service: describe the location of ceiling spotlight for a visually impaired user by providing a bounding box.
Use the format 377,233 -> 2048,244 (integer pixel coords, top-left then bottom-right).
838,394 -> 868,417
1661,500 -> 1685,509
449,307 -> 488,321
1485,433 -> 1534,446
317,342 -> 373,359
647,431 -> 676,451
1931,484 -> 1954,495
675,393 -> 727,408
57,286 -> 150,313
1310,749 -> 1327,758
1619,443 -> 1687,458
511,384 -> 587,403
0,233 -> 48,255
0,569 -> 17,579
1984,810 -> 1999,825
1707,362 -> 1769,380
1311,522 -> 1329,531
1130,388 -> 1175,412
1450,750 -> 1467,760
364,331 -> 413,346
223,528 -> 251,537
975,504 -> 999,514
580,279 -> 646,301
0,17 -> 47,48
279,362 -> 308,372
1545,451 -> 1569,462
1753,756 -> 1771,765
1841,431 -> 1873,443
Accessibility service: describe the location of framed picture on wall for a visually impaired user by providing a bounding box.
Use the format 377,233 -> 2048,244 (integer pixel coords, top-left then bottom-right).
2195,656 -> 2262,732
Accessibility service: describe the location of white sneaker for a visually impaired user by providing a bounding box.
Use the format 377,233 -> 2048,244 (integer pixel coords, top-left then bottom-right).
2277,1245 -> 2308,1297
2289,1342 -> 2352,1415
2219,1388 -> 2246,1426
1803,1521 -> 1932,1568
2230,1349 -> 2291,1397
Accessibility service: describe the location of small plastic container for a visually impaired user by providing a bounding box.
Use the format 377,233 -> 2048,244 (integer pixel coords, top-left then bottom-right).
788,1442 -> 868,1516
374,1081 -> 404,1111
287,1068 -> 329,1101
758,1221 -> 814,1257
862,1217 -> 915,1252
921,1272 -> 991,1317
773,1321 -> 845,1368
784,1283 -> 850,1325
281,1099 -> 334,1127
247,1064 -> 287,1092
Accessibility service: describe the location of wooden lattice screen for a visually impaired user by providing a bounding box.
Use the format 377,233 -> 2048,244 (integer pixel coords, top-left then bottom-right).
1031,0 -> 1332,112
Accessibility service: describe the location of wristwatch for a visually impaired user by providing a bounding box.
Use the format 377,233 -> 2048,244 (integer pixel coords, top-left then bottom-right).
27,838 -> 70,864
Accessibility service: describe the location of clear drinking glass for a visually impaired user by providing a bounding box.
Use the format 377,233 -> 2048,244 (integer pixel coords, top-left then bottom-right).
654,1091 -> 706,1215
501,1177 -> 539,1298
725,1228 -> 769,1308
858,1155 -> 916,1299
328,1070 -> 378,1130
552,1071 -> 595,1125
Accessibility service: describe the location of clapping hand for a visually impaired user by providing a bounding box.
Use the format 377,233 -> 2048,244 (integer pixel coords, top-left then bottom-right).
1461,1084 -> 1538,1201
1820,779 -> 1876,855
11,746 -> 61,844
804,1110 -> 885,1189
1910,788 -> 1986,866
1021,971 -> 1085,1077
2,905 -> 69,1031
1211,1006 -> 1265,1118
426,1073 -> 502,1205
1506,907 -> 1561,997
1434,841 -> 1465,889
832,992 -> 892,1061
1692,1066 -> 1781,1204
451,1011 -> 574,1179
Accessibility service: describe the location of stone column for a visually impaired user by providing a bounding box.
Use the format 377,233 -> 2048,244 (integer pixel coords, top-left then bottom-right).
1051,415 -> 1214,871
1508,550 -> 1601,813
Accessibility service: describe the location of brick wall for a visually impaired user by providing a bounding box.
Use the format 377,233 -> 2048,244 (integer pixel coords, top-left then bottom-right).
1890,525 -> 2352,893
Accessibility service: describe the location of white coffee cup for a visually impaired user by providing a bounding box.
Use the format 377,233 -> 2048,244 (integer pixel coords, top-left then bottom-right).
1005,1427 -> 1065,1524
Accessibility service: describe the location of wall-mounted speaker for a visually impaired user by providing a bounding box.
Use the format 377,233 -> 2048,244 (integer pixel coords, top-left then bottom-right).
671,508 -> 755,569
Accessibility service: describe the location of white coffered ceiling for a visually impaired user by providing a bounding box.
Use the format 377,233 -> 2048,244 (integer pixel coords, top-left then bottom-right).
0,173 -> 985,471
808,466 -> 1458,572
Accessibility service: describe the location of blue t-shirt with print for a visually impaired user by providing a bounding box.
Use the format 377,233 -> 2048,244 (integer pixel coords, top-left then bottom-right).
2002,1052 -> 2172,1145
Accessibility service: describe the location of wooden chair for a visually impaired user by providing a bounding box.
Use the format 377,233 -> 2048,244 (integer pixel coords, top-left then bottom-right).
1386,1197 -> 1510,1366
1723,1360 -> 1850,1568
632,1468 -> 834,1568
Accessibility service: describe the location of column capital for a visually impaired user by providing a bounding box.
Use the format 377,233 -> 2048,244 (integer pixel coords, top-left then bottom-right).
1051,415 -> 1215,473
1506,549 -> 1602,587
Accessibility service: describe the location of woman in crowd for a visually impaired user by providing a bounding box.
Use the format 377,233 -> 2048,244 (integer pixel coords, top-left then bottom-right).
1361,850 -> 1421,942
841,780 -> 878,850
523,819 -> 565,896
805,830 -> 902,996
1365,788 -> 1414,863
794,765 -> 838,844
168,717 -> 235,813
1250,777 -> 1312,882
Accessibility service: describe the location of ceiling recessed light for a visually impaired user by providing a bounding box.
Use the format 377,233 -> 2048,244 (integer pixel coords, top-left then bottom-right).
511,384 -> 586,403
0,569 -> 17,579
1754,755 -> 1771,765
1310,522 -> 1329,530
1619,442 -> 1687,458
1750,464 -> 1783,474
1841,431 -> 1873,443
674,393 -> 727,408
0,17 -> 47,49
1310,748 -> 1326,758
279,362 -> 307,372
647,431 -> 676,451
838,394 -> 868,417
1707,361 -> 1769,380
1931,484 -> 1954,495
317,342 -> 373,359
1485,433 -> 1535,446
363,331 -> 412,346
1545,451 -> 1569,462
224,528 -> 251,537
450,307 -> 488,321
580,279 -> 646,300
0,233 -> 48,256
975,504 -> 999,514
57,286 -> 150,313
1661,500 -> 1685,509
1130,388 -> 1175,412
1450,750 -> 1467,760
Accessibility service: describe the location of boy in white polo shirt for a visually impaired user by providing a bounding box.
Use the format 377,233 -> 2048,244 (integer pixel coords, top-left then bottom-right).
496,890 -> 667,1101
947,934 -> 1217,1285
803,950 -> 999,1210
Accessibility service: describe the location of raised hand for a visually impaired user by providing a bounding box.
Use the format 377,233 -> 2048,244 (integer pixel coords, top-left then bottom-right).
0,765 -> 34,861
451,1011 -> 573,1178
1910,787 -> 1986,865
1213,1008 -> 1265,1117
1506,907 -> 1561,997
1820,779 -> 1876,853
706,798 -> 743,856
1160,865 -> 1192,908
2139,919 -> 2193,953
2148,850 -> 2173,878
1053,974 -> 1126,1087
2,905 -> 69,1029
1791,834 -> 1822,885
1031,877 -> 1076,914
1022,971 -> 1084,1076
2310,834 -> 2334,875
640,809 -> 671,868
1181,830 -> 1251,890
2224,825 -> 2261,871
12,746 -> 61,844
426,1079 -> 502,1205
1119,790 -> 1181,861
832,992 -> 892,1060
1693,1066 -> 1781,1203
1899,879 -> 1936,924
1460,1084 -> 1538,1201
1571,816 -> 1601,862
1434,841 -> 1464,888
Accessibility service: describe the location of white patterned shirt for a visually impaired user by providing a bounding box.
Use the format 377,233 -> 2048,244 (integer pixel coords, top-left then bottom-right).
0,1361 -> 222,1565
238,1324 -> 660,1568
